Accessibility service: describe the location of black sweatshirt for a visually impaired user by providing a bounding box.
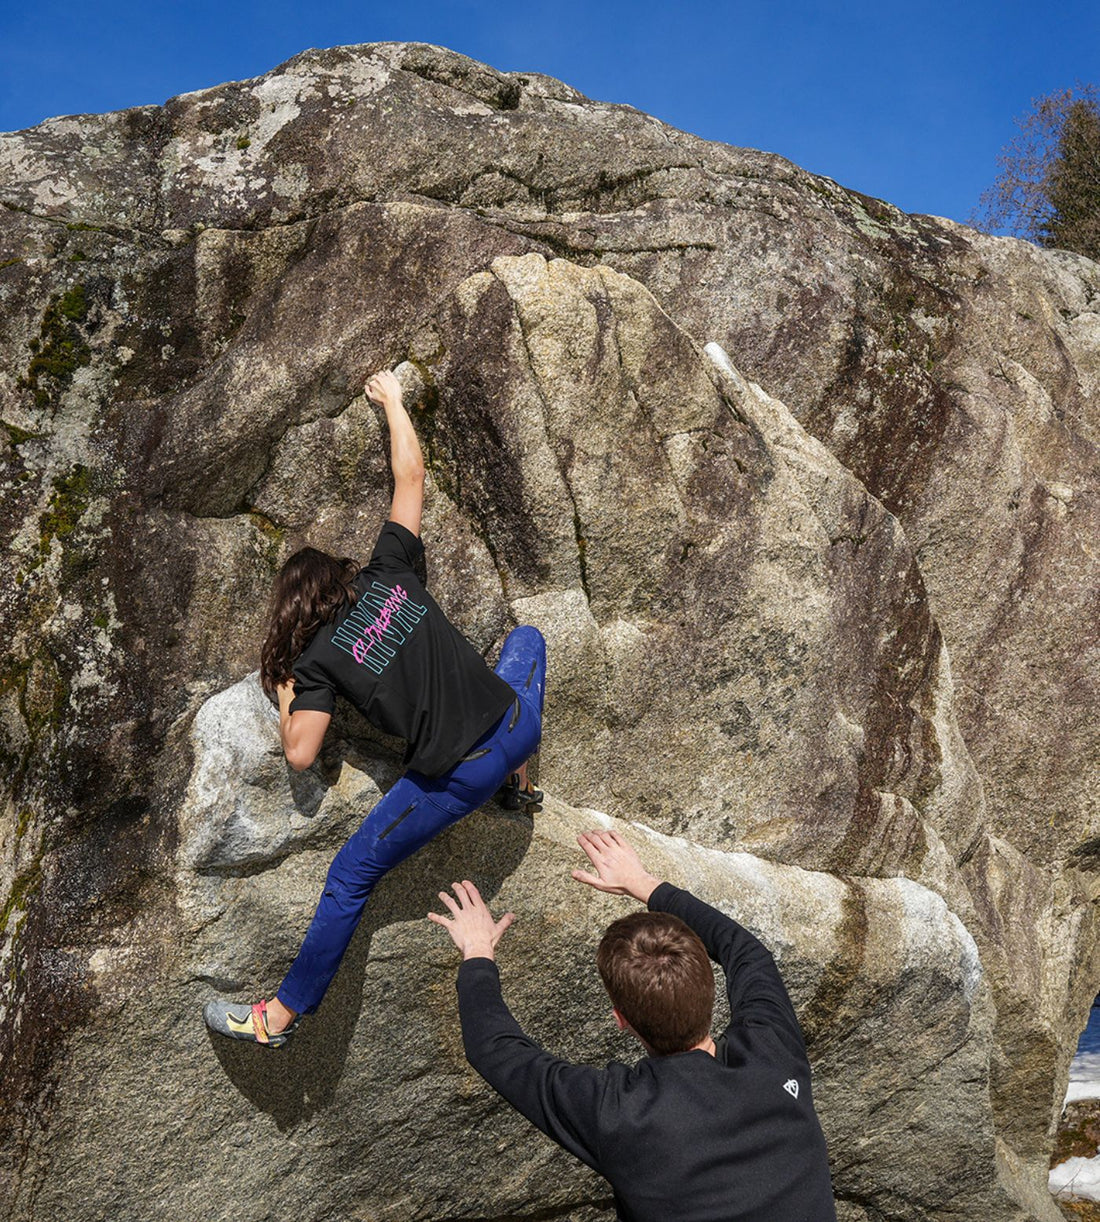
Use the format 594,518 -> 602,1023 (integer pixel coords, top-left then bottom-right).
457,883 -> 837,1222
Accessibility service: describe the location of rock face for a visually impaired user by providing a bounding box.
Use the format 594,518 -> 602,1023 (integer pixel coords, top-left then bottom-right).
0,42 -> 1097,1222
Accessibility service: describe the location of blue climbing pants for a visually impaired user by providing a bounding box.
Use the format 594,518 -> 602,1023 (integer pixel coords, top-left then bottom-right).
277,625 -> 546,1015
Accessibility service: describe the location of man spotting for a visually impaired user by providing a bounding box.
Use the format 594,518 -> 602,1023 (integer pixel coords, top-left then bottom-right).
429,829 -> 837,1222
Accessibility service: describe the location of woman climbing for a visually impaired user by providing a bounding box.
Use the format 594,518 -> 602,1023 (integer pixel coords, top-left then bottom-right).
204,369 -> 545,1046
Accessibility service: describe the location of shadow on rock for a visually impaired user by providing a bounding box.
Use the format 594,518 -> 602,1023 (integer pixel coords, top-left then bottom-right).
207,803 -> 534,1130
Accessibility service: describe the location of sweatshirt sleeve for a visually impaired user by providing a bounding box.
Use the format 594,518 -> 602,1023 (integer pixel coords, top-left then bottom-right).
457,958 -> 607,1171
648,882 -> 806,1053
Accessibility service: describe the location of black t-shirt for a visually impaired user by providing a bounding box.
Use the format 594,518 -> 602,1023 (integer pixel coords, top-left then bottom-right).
289,521 -> 515,777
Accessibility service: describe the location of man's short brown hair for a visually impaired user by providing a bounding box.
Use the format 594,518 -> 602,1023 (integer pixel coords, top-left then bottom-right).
596,911 -> 714,1055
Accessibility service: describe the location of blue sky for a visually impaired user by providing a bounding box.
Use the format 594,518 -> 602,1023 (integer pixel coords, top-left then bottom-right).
1,0 -> 1097,225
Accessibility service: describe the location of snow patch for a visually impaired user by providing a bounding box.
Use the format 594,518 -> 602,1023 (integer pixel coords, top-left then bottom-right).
1065,1051 -> 1100,1105
1051,1154 -> 1100,1202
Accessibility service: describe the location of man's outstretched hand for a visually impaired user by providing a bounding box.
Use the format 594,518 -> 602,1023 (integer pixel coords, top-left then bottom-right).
572,830 -> 661,904
428,880 -> 515,961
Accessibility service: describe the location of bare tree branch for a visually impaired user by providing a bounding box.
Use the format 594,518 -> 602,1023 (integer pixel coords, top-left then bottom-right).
972,83 -> 1100,261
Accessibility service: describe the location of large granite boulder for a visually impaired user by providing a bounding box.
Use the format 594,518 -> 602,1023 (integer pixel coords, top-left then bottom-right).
1,42 -> 1097,1222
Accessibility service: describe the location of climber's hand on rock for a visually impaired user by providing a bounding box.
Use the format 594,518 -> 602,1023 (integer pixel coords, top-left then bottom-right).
429,880 -> 514,961
572,829 -> 661,904
366,369 -> 403,413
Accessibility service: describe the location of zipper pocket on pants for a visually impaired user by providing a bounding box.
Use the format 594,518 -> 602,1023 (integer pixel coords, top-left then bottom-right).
379,802 -> 416,840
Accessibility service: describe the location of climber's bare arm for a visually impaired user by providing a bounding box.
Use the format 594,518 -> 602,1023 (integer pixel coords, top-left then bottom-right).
277,682 -> 330,772
367,370 -> 424,537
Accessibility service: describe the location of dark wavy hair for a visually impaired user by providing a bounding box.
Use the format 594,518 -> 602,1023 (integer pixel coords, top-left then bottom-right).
260,547 -> 359,697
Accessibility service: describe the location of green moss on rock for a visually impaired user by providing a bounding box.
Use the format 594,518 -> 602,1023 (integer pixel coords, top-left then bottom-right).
17,285 -> 92,409
248,510 -> 284,542
248,510 -> 286,569
2,420 -> 42,447
0,859 -> 43,937
58,284 -> 89,322
21,655 -> 69,736
33,463 -> 92,570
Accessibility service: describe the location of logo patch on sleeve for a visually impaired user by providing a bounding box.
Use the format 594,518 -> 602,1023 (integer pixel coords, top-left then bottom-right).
783,1078 -> 800,1099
